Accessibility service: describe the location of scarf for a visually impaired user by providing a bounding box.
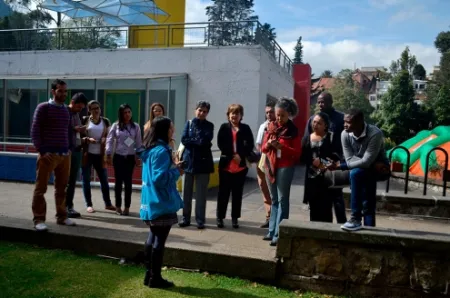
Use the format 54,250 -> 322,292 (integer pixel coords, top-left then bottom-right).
264,120 -> 298,183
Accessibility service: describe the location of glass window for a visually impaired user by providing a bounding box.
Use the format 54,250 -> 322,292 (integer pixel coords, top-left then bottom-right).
6,79 -> 48,143
149,77 -> 169,121
97,79 -> 146,126
64,79 -> 95,118
169,75 -> 188,143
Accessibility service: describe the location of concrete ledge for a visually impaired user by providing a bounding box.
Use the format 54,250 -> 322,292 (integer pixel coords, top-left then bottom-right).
277,220 -> 450,297
0,217 -> 277,282
342,189 -> 450,218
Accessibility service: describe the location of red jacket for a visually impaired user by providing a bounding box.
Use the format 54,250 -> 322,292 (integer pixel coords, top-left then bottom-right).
262,121 -> 301,169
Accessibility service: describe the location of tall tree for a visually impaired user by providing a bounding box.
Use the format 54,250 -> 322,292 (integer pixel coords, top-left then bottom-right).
292,36 -> 303,64
426,84 -> 450,126
320,70 -> 333,78
434,30 -> 450,54
373,70 -> 417,143
261,22 -> 276,40
327,75 -> 374,121
413,64 -> 426,80
389,60 -> 399,77
205,0 -> 258,46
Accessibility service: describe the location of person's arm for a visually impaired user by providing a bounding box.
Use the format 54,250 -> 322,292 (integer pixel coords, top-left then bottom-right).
180,120 -> 199,147
135,124 -> 143,150
279,135 -> 302,160
255,123 -> 266,151
217,123 -> 230,155
31,104 -> 45,152
300,135 -> 311,164
345,133 -> 383,169
151,147 -> 181,188
105,122 -> 117,156
304,116 -> 313,138
244,125 -> 255,157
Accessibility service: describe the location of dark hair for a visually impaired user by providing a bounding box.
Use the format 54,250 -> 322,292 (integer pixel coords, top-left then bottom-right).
143,116 -> 172,149
266,95 -> 277,108
87,100 -> 101,110
276,97 -> 298,118
117,103 -> 135,130
196,101 -> 211,112
227,104 -> 244,119
314,112 -> 331,131
71,92 -> 88,105
346,108 -> 365,123
318,92 -> 333,103
51,79 -> 66,90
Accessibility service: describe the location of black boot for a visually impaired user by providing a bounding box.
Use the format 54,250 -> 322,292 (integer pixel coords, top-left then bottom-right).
232,218 -> 239,229
216,218 -> 224,228
148,248 -> 174,288
143,243 -> 152,286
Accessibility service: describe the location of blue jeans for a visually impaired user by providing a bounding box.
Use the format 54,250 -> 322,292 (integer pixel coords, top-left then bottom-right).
81,153 -> 112,207
266,166 -> 295,242
349,168 -> 377,226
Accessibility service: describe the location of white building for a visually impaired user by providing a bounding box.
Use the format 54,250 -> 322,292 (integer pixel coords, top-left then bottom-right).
369,79 -> 428,108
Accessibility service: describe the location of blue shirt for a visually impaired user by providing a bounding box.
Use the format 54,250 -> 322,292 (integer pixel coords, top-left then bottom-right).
139,141 -> 183,221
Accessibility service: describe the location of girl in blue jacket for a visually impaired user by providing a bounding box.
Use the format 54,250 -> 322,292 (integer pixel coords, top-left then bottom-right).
139,116 -> 184,288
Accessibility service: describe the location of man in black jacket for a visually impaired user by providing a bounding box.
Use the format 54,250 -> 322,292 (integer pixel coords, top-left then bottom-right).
178,101 -> 214,230
305,92 -> 347,224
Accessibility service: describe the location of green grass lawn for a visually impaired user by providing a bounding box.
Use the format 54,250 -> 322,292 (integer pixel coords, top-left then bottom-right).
0,241 -> 336,298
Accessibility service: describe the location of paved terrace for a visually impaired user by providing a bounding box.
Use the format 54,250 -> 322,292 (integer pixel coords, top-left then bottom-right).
1,167 -> 449,281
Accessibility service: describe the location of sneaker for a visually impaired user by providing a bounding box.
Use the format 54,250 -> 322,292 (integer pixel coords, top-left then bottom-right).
58,218 -> 77,226
67,208 -> 81,218
35,222 -> 48,232
341,219 -> 362,231
87,207 -> 95,213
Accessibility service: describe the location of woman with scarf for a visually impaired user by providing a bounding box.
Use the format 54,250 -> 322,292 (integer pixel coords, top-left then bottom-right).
262,97 -> 301,246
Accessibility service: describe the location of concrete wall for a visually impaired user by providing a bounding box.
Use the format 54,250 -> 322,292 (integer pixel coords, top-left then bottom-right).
277,220 -> 450,297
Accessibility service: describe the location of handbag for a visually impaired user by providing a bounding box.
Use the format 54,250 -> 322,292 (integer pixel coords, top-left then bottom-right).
177,120 -> 191,161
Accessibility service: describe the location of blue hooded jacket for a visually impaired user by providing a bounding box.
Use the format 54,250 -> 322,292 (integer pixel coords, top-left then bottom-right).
139,141 -> 183,221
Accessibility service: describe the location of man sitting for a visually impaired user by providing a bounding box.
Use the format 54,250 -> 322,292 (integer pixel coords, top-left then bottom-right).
338,109 -> 389,231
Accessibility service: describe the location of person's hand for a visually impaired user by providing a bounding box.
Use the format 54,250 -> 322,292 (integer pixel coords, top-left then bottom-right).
269,139 -> 282,149
87,138 -> 97,144
101,137 -> 106,145
326,158 -> 340,171
74,125 -> 86,133
233,154 -> 241,164
312,158 -> 321,168
106,155 -> 112,165
176,161 -> 185,175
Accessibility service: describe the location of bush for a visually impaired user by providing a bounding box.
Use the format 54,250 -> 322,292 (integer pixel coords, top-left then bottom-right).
384,137 -> 396,151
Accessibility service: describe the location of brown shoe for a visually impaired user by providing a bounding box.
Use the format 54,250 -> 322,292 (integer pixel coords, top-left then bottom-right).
105,205 -> 116,211
116,207 -> 123,215
122,208 -> 130,216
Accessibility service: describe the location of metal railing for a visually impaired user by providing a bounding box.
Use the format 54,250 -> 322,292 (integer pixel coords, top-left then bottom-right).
386,146 -> 411,194
0,20 -> 292,74
423,147 -> 448,197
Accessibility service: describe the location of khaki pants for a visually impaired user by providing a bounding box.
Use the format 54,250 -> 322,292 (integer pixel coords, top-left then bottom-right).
257,166 -> 272,220
32,153 -> 71,224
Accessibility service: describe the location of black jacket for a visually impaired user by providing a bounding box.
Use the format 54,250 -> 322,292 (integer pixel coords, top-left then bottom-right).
217,122 -> 254,170
181,118 -> 215,174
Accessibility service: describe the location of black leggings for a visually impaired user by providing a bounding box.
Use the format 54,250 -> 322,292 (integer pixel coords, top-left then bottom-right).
113,154 -> 135,208
145,226 -> 171,279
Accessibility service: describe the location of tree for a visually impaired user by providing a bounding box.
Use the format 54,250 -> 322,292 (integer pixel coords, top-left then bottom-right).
57,18 -> 121,50
373,70 -> 417,143
327,76 -> 374,121
261,22 -> 276,40
413,64 -> 426,80
320,70 -> 333,78
436,52 -> 450,86
205,0 -> 258,46
426,84 -> 450,126
434,30 -> 450,54
292,36 -> 303,64
389,60 -> 399,77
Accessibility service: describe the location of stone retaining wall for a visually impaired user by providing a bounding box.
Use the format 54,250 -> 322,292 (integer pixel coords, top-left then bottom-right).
277,220 -> 450,297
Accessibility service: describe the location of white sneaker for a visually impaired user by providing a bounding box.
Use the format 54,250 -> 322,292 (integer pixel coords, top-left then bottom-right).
35,223 -> 48,231
58,218 -> 76,226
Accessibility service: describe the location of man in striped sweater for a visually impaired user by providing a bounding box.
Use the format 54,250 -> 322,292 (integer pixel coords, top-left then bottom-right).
31,79 -> 76,231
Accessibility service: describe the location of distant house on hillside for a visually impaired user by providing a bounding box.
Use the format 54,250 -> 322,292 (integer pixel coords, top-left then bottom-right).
359,66 -> 386,80
311,77 -> 336,105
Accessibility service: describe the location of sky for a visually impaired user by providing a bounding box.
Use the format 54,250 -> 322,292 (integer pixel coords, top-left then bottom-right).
186,0 -> 450,76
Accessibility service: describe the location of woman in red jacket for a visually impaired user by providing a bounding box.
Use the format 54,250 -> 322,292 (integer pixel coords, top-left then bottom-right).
261,97 -> 301,246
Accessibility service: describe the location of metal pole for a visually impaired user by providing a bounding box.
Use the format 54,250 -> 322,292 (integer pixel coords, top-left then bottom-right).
2,79 -> 6,151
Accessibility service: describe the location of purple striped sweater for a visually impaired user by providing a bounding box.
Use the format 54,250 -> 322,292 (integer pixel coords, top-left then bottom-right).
31,101 -> 70,154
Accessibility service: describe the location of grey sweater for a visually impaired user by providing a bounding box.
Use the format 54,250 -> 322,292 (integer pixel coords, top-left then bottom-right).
341,123 -> 386,169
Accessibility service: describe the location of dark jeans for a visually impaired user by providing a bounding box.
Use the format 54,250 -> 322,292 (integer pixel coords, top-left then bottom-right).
145,226 -> 171,279
182,173 -> 210,225
113,154 -> 135,208
349,168 -> 377,226
330,188 -> 347,224
81,153 -> 112,207
216,168 -> 248,220
66,151 -> 82,209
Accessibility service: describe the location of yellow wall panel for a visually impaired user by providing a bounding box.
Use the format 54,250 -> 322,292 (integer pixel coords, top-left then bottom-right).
129,0 -> 186,48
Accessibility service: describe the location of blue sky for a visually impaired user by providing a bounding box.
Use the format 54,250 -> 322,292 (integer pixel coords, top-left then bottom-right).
188,0 -> 448,76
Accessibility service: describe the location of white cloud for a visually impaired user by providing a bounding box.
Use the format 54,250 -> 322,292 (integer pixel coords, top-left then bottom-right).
389,6 -> 433,24
185,0 -> 208,23
368,0 -> 405,9
278,25 -> 362,41
278,39 -> 440,76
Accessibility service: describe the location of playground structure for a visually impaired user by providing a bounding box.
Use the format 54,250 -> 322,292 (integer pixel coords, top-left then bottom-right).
388,126 -> 450,180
